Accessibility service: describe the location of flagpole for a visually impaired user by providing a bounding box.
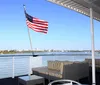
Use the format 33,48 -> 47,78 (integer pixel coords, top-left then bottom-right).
23,5 -> 34,54
27,25 -> 33,76
23,5 -> 33,76
27,25 -> 34,55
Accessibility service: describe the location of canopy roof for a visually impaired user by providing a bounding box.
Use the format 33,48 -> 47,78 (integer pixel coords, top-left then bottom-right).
47,0 -> 100,21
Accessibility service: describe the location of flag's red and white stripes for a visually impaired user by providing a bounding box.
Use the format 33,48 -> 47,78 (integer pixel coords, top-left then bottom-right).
33,17 -> 48,25
25,11 -> 48,34
26,20 -> 48,34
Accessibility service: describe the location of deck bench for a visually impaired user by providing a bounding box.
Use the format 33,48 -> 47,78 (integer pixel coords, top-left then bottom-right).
32,61 -> 89,81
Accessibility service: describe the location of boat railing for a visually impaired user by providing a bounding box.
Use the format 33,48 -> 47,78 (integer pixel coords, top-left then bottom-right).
0,53 -> 98,79
0,54 -> 42,79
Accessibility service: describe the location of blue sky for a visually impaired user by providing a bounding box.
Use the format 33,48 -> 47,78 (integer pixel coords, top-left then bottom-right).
0,0 -> 100,50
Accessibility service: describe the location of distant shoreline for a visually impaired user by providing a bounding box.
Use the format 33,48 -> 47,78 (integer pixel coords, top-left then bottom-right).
0,49 -> 100,54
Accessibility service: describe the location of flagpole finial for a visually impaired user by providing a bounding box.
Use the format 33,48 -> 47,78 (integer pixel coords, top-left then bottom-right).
23,4 -> 25,7
23,4 -> 26,10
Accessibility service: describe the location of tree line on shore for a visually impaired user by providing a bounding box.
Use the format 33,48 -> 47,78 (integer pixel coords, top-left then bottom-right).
0,49 -> 100,54
0,49 -> 61,54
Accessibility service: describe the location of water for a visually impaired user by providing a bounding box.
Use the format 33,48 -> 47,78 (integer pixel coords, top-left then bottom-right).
0,52 -> 100,79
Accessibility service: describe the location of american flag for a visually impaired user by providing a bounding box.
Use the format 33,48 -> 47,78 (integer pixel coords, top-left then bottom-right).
25,12 -> 48,34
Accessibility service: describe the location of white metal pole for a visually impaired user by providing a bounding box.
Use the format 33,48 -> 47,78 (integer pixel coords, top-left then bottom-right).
27,27 -> 33,54
26,13 -> 33,77
90,7 -> 96,85
23,5 -> 33,76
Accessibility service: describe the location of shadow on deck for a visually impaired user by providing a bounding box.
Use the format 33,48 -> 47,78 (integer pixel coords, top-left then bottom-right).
0,77 -> 18,85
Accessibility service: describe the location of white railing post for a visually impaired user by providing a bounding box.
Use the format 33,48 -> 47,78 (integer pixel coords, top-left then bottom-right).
12,56 -> 14,78
73,56 -> 75,62
28,56 -> 31,76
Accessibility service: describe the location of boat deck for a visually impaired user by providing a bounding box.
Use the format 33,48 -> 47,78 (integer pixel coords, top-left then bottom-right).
0,68 -> 100,85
